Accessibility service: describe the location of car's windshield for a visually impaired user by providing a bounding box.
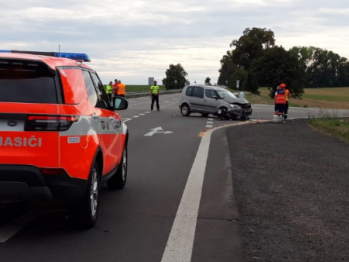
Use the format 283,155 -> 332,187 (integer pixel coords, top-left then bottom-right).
217,90 -> 237,99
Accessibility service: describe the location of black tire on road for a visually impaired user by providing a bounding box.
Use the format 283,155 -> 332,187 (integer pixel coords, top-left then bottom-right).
107,145 -> 128,190
68,161 -> 100,229
181,104 -> 191,116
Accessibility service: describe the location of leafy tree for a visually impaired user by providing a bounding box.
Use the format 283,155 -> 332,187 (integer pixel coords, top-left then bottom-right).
244,72 -> 259,94
250,46 -> 305,98
205,77 -> 212,85
230,68 -> 247,90
162,64 -> 188,90
230,27 -> 275,70
217,50 -> 237,85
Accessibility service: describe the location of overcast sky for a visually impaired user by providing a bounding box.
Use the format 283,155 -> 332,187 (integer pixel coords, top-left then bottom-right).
1,0 -> 348,85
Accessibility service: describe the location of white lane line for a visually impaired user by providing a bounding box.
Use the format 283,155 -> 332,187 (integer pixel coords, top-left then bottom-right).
123,118 -> 132,123
133,115 -> 140,118
145,111 -> 150,114
0,209 -> 48,243
206,125 -> 213,128
208,118 -> 214,121
161,129 -> 212,262
139,114 -> 145,116
207,121 -> 213,124
161,121 -> 263,262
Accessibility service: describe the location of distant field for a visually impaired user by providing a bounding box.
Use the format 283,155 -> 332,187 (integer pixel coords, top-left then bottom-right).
246,87 -> 349,109
126,85 -> 166,92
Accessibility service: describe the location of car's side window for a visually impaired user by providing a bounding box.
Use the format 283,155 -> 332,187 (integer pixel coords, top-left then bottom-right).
90,72 -> 110,109
82,70 -> 98,107
193,87 -> 204,99
186,86 -> 194,97
205,89 -> 216,98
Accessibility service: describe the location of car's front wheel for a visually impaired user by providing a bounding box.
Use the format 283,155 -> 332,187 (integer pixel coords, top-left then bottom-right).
68,161 -> 100,229
181,104 -> 191,116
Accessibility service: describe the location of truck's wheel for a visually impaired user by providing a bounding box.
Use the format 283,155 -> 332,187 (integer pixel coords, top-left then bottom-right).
68,161 -> 100,229
107,145 -> 128,190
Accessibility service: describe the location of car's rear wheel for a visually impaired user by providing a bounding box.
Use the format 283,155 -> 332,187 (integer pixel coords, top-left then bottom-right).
181,104 -> 191,116
107,145 -> 128,190
68,161 -> 100,229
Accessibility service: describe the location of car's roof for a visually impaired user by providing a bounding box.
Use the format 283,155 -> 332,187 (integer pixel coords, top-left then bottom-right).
0,53 -> 93,70
186,84 -> 226,91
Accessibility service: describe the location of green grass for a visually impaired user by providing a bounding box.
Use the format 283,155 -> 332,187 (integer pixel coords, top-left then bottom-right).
303,94 -> 349,102
309,117 -> 349,143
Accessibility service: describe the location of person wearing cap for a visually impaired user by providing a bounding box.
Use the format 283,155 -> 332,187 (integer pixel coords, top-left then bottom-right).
274,84 -> 287,123
150,80 -> 160,111
281,83 -> 290,120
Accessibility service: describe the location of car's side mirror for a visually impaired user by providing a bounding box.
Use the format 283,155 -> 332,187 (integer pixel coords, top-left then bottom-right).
113,97 -> 128,110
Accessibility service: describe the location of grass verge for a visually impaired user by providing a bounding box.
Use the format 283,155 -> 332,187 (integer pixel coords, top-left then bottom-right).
309,117 -> 349,143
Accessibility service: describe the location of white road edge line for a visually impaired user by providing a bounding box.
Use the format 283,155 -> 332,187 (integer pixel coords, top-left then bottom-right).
160,121 -> 262,262
206,125 -> 213,128
123,118 -> 132,123
133,116 -> 140,118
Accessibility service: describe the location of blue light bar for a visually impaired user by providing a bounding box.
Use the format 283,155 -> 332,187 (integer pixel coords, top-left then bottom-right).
53,52 -> 90,62
0,50 -> 91,62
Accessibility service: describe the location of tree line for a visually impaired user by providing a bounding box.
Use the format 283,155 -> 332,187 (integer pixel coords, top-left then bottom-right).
161,27 -> 349,98
217,27 -> 349,98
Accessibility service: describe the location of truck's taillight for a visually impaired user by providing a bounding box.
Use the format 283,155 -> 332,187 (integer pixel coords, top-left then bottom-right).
25,115 -> 79,131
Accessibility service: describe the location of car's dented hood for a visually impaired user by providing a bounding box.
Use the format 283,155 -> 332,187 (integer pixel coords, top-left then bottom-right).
223,96 -> 249,104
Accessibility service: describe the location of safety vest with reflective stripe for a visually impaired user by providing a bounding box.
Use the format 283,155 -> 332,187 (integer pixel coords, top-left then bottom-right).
106,85 -> 113,94
117,83 -> 126,95
151,85 -> 160,94
275,89 -> 286,104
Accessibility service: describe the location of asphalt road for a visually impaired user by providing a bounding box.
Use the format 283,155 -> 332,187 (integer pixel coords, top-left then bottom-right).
0,93 -> 348,262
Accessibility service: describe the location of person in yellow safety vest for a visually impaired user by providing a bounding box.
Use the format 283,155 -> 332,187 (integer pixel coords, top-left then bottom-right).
105,81 -> 113,103
281,83 -> 290,120
274,84 -> 287,123
150,80 -> 160,111
117,80 -> 126,97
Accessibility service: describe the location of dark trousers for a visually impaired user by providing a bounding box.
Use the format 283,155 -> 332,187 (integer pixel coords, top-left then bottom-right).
284,101 -> 289,119
118,94 -> 125,97
151,94 -> 160,111
275,104 -> 285,114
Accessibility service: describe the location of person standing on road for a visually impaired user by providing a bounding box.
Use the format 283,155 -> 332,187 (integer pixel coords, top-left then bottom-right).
112,79 -> 119,99
281,83 -> 290,120
274,84 -> 287,123
117,80 -> 126,97
105,81 -> 113,104
150,80 -> 160,111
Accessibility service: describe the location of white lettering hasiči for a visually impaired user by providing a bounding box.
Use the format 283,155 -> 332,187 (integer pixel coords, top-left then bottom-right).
0,136 -> 42,147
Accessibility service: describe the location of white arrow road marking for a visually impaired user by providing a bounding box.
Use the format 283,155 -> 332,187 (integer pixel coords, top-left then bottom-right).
0,209 -> 52,243
144,127 -> 174,137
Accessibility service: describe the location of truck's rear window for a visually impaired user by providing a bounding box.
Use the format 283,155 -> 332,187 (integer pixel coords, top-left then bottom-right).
0,59 -> 58,104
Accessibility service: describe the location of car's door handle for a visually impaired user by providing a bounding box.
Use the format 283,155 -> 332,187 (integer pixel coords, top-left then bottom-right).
92,113 -> 99,119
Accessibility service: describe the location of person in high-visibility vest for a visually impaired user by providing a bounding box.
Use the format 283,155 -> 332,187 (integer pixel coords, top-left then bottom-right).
274,84 -> 287,123
281,83 -> 290,120
117,80 -> 126,97
150,81 -> 160,111
105,81 -> 113,103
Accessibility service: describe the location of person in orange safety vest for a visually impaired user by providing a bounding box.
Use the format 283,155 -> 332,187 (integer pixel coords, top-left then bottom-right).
116,80 -> 126,97
274,84 -> 287,122
281,83 -> 290,120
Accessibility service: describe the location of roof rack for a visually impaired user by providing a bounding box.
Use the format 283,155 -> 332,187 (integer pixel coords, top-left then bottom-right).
0,50 -> 91,62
